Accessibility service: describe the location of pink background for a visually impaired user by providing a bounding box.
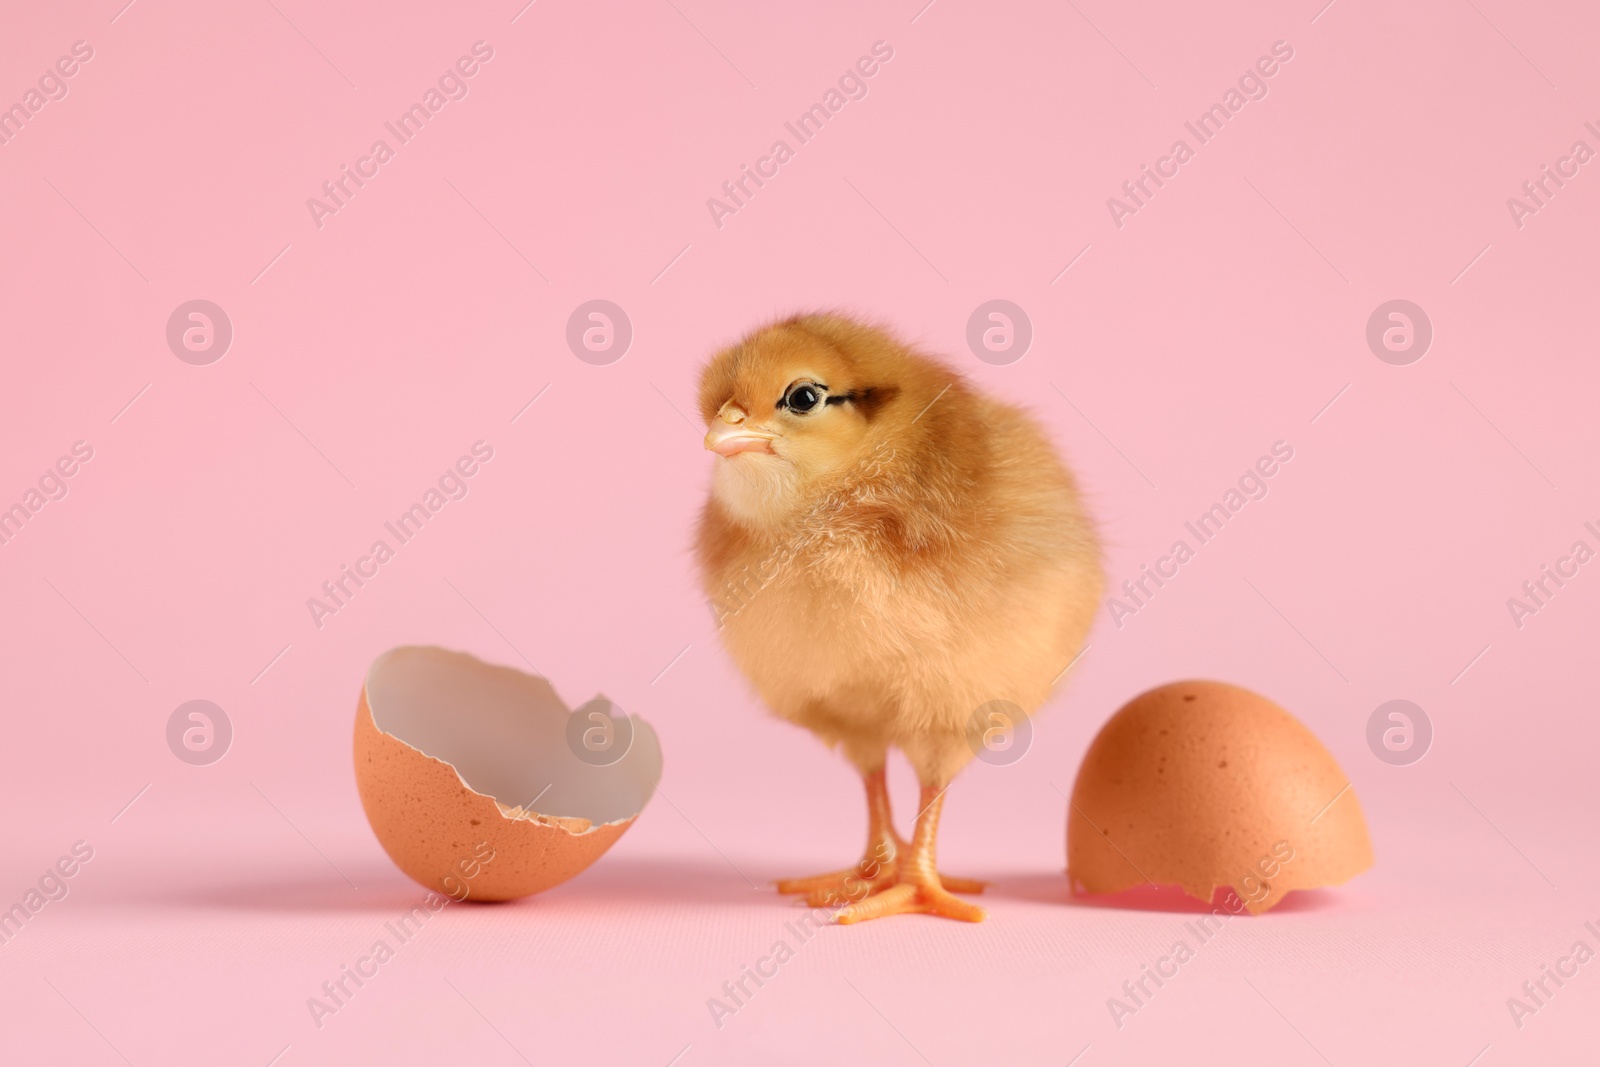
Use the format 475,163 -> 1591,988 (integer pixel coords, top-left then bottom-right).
2,0 -> 1597,1063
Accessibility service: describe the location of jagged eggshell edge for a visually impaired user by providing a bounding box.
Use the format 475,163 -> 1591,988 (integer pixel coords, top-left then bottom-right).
1066,680 -> 1374,914
353,676 -> 657,902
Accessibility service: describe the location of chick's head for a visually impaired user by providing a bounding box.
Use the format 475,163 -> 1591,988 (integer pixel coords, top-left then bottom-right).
698,315 -> 908,528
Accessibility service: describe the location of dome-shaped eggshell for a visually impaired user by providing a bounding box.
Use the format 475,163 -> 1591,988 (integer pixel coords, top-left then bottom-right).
1067,680 -> 1372,913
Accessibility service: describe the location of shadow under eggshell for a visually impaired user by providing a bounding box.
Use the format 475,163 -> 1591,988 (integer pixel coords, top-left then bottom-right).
352,646 -> 661,903
1066,680 -> 1373,914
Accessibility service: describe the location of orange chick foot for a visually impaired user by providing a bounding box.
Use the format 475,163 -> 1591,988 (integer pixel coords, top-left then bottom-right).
774,847 -> 986,908
774,860 -> 896,906
774,773 -> 986,920
833,881 -> 987,924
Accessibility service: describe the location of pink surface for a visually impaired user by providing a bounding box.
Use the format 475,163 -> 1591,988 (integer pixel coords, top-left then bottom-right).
2,0 -> 1597,1063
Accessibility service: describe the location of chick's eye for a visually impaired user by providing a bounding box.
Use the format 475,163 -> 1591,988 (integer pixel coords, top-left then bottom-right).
785,384 -> 820,413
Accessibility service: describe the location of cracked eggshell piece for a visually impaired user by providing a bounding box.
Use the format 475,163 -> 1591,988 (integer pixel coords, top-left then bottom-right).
354,646 -> 662,902
1067,680 -> 1372,914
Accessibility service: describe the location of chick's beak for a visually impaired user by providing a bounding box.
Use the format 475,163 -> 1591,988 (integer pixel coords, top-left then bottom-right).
704,406 -> 777,457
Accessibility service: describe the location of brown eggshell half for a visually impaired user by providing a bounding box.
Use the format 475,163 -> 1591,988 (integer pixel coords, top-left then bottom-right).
354,646 -> 662,902
1067,680 -> 1372,913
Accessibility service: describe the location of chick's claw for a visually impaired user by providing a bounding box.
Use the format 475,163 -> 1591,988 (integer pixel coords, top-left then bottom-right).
773,860 -> 895,905
833,883 -> 918,923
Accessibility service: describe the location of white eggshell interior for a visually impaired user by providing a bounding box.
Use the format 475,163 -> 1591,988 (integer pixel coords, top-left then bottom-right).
365,646 -> 662,827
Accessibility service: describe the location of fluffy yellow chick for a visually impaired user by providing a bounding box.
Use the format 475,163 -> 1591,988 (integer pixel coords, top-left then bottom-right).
694,313 -> 1102,922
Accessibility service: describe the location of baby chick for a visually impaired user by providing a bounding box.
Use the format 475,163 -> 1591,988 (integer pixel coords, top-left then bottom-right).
695,314 -> 1102,922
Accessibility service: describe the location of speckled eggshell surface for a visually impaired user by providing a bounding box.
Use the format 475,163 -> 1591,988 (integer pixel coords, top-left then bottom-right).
1067,680 -> 1373,913
353,646 -> 662,902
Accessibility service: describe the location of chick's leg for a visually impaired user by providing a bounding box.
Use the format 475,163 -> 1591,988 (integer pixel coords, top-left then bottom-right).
834,783 -> 986,923
885,821 -> 986,897
774,766 -> 899,904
